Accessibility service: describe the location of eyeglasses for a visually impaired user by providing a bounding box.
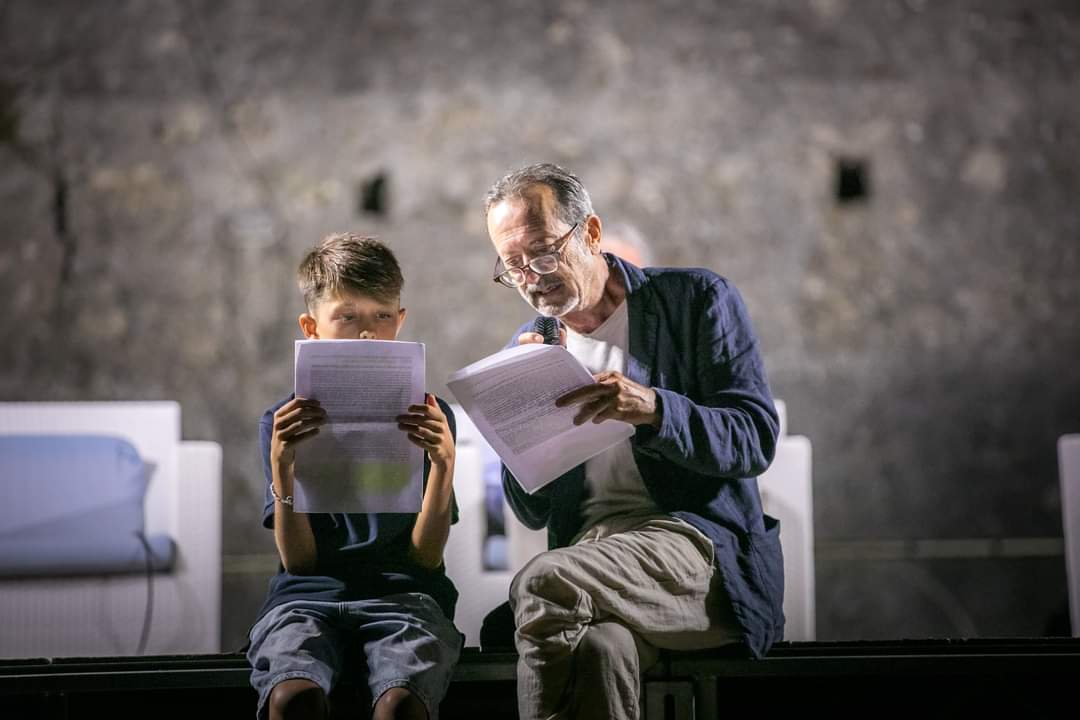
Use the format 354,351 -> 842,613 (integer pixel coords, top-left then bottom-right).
492,223 -> 579,288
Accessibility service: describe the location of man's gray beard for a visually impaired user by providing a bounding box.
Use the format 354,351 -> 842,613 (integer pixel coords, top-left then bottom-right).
530,291 -> 577,318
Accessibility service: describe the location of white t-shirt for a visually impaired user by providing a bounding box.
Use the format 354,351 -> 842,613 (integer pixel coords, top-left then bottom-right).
564,301 -> 660,529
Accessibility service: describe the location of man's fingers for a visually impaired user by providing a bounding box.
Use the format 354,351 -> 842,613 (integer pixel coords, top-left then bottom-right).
557,382 -> 615,407
573,398 -> 610,426
517,332 -> 545,345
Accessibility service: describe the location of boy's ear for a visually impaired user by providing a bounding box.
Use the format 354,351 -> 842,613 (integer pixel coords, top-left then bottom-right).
395,307 -> 407,338
299,313 -> 319,339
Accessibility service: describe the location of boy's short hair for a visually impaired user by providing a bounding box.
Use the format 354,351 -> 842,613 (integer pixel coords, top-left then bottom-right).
297,233 -> 404,310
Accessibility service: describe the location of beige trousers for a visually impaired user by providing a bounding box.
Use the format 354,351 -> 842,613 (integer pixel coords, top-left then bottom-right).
509,515 -> 741,720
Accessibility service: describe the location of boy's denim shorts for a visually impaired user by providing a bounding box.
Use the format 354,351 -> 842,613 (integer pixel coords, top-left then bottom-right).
247,593 -> 463,720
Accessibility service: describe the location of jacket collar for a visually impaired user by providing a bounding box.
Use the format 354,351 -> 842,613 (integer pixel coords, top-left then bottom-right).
604,253 -> 658,387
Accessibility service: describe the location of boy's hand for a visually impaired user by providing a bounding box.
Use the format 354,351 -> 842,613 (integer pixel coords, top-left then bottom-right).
270,398 -> 327,467
398,394 -> 455,470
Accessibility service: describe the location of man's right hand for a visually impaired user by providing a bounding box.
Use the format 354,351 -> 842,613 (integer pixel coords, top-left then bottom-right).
270,398 -> 327,467
517,328 -> 567,346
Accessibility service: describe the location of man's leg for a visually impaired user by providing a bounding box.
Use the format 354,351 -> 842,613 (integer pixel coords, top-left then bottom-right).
510,517 -> 739,720
570,620 -> 659,720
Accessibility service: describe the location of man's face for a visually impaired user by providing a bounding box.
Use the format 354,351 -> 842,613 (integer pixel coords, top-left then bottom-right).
300,289 -> 406,341
487,186 -> 591,317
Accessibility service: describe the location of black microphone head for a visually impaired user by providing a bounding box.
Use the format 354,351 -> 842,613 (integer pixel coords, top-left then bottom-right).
533,316 -> 560,345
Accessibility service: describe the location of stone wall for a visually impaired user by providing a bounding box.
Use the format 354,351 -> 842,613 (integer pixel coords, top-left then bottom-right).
2,0 -> 1078,648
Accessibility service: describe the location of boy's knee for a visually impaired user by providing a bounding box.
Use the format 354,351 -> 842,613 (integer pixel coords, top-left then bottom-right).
372,686 -> 428,720
268,678 -> 326,720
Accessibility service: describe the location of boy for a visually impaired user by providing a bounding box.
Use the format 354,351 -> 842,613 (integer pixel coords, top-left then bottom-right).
247,233 -> 461,720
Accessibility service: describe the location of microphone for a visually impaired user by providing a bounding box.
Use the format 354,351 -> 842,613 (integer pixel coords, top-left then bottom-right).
533,316 -> 560,345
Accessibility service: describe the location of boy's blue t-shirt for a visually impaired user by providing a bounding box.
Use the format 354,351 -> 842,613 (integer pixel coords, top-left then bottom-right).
254,394 -> 459,622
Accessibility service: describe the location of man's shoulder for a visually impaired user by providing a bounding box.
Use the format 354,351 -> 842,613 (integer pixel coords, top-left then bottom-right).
639,265 -> 733,300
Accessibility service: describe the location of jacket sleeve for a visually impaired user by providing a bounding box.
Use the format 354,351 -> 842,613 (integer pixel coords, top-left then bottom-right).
635,278 -> 779,478
501,465 -> 555,530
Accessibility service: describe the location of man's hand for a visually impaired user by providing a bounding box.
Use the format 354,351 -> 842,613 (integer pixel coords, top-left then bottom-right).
398,394 -> 455,469
517,327 -> 567,346
556,371 -> 661,428
270,398 -> 327,467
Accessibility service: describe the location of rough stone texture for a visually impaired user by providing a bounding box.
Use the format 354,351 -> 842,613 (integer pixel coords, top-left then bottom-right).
2,0 -> 1078,648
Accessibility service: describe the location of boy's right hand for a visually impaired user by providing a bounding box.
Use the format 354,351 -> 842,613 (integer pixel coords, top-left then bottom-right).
270,398 -> 327,467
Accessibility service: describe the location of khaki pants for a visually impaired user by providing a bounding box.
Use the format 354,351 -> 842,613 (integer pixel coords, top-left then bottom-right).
509,515 -> 741,720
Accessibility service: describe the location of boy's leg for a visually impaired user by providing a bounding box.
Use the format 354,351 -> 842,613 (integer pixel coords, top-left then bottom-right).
346,593 -> 463,720
247,600 -> 347,720
509,516 -> 740,720
268,678 -> 327,720
372,686 -> 429,720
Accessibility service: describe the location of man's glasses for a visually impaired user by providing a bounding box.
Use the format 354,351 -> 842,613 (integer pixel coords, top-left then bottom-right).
492,223 -> 579,288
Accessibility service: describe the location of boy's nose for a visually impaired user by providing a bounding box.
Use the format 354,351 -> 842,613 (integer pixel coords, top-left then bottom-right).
358,329 -> 375,339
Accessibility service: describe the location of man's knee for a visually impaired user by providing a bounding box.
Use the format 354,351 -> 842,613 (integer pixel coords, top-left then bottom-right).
510,551 -> 568,607
372,686 -> 428,720
268,678 -> 326,720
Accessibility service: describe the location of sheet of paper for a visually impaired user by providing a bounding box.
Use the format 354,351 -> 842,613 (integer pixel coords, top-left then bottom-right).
447,343 -> 635,493
293,339 -> 424,513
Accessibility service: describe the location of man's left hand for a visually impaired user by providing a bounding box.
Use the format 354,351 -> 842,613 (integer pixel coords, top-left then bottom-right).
556,371 -> 661,428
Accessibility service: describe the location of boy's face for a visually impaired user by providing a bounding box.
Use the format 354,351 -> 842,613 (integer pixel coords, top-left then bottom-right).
299,289 -> 406,341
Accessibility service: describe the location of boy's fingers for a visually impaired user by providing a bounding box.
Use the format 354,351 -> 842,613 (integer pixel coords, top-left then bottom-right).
281,397 -> 321,413
275,408 -> 326,431
278,418 -> 319,442
287,426 -> 320,445
398,419 -> 443,434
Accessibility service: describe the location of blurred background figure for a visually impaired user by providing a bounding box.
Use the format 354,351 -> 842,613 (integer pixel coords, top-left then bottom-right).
600,221 -> 654,267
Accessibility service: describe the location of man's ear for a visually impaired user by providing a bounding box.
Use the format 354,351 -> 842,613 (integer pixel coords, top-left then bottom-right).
394,307 -> 408,338
585,214 -> 603,253
299,313 -> 319,339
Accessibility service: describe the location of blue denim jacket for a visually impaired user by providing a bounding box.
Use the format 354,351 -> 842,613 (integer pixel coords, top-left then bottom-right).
501,254 -> 784,657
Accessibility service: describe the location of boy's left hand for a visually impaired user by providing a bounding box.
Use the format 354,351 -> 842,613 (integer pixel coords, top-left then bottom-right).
397,394 -> 455,469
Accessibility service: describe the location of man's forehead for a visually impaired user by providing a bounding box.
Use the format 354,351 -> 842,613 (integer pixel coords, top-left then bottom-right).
490,188 -> 563,247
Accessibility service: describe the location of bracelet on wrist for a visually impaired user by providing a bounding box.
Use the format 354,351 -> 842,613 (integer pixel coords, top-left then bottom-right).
270,483 -> 294,507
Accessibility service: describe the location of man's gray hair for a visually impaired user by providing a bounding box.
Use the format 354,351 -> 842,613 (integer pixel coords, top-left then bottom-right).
484,162 -> 594,227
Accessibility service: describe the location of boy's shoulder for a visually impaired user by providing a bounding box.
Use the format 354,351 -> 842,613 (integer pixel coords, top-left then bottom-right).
260,394 -> 295,427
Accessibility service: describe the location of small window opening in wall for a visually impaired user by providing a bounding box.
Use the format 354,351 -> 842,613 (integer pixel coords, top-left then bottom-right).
835,157 -> 870,204
358,172 -> 389,216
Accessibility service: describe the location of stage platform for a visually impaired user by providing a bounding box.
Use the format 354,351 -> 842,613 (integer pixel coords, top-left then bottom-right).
3,638 -> 1079,719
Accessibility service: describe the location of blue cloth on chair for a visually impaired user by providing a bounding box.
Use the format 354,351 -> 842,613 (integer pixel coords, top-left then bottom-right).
0,435 -> 176,577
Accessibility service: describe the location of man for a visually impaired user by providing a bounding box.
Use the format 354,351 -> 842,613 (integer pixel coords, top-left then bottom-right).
484,163 -> 784,720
